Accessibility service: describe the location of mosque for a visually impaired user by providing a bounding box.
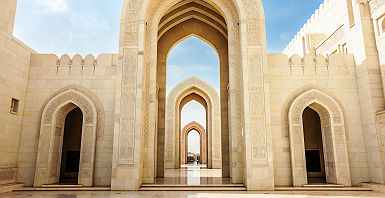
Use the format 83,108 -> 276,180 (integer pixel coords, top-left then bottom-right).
0,0 -> 385,193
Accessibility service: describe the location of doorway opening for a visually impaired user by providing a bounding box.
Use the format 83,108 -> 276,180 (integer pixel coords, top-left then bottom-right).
154,0 -> 230,186
59,107 -> 83,184
187,130 -> 201,164
181,100 -> 207,166
303,107 -> 326,184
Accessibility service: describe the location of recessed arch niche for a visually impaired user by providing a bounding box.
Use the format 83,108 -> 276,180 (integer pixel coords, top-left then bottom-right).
288,89 -> 351,187
34,85 -> 104,187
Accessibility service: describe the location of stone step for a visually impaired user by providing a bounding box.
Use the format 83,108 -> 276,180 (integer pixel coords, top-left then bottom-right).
14,187 -> 111,191
0,183 -> 24,194
41,184 -> 83,188
303,184 -> 345,188
139,186 -> 247,191
275,187 -> 372,191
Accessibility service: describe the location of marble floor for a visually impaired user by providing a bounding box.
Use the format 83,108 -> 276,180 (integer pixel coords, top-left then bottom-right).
2,191 -> 385,198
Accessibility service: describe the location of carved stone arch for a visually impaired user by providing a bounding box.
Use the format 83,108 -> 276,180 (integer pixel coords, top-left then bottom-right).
164,76 -> 221,171
116,0 -> 272,190
281,85 -> 350,142
36,84 -> 105,138
34,85 -> 103,187
288,89 -> 351,187
181,121 -> 207,165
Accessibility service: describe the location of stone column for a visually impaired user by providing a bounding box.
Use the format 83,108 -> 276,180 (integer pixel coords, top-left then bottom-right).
242,46 -> 274,190
111,47 -> 143,190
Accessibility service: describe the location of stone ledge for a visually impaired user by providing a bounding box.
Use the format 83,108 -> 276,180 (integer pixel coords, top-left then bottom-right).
362,183 -> 385,193
0,183 -> 23,194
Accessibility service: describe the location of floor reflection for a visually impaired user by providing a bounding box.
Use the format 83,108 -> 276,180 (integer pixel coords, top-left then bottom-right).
153,164 -> 230,185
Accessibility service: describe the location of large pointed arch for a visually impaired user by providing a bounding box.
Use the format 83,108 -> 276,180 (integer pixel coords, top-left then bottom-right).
34,85 -> 103,187
288,89 -> 351,187
115,0 -> 271,190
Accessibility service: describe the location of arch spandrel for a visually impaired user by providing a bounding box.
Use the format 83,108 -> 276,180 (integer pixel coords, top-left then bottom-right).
288,89 -> 351,187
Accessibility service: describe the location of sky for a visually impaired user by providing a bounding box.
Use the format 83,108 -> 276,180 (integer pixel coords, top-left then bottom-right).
13,0 -> 324,156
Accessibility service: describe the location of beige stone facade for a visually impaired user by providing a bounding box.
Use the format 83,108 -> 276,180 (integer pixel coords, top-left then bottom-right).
0,0 -> 385,192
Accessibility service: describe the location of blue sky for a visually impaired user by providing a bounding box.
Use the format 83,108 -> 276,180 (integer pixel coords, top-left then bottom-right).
13,0 -> 323,155
14,0 -> 324,55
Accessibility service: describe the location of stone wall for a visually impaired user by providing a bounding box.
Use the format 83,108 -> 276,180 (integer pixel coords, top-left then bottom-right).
283,0 -> 349,57
16,54 -> 118,186
282,0 -> 385,185
268,53 -> 369,186
0,0 -> 17,35
375,111 -> 385,184
0,0 -> 34,185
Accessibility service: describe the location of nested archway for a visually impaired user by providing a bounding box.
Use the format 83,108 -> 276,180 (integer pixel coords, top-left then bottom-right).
117,0 -> 271,190
34,86 -> 102,187
164,77 -> 221,173
155,1 -> 229,179
181,121 -> 207,165
288,89 -> 351,187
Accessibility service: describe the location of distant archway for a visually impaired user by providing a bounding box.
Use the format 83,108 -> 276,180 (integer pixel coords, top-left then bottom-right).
181,121 -> 207,165
164,76 -> 221,175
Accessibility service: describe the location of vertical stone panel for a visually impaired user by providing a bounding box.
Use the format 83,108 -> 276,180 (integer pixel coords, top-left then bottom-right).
117,49 -> 138,165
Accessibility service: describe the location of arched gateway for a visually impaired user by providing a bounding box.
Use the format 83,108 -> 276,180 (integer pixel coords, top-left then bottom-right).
165,77 -> 221,170
181,121 -> 207,165
34,85 -> 103,187
112,0 -> 272,190
288,89 -> 351,186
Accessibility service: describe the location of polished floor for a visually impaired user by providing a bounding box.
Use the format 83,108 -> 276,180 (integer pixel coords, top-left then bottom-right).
153,164 -> 230,185
3,191 -> 385,198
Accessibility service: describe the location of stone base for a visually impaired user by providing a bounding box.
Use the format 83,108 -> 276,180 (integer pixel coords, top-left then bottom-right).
0,167 -> 17,185
0,183 -> 23,194
362,183 -> 385,193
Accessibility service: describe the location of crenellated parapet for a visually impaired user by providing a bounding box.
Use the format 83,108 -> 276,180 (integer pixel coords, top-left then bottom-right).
268,53 -> 355,77
30,53 -> 119,76
282,0 -> 342,56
